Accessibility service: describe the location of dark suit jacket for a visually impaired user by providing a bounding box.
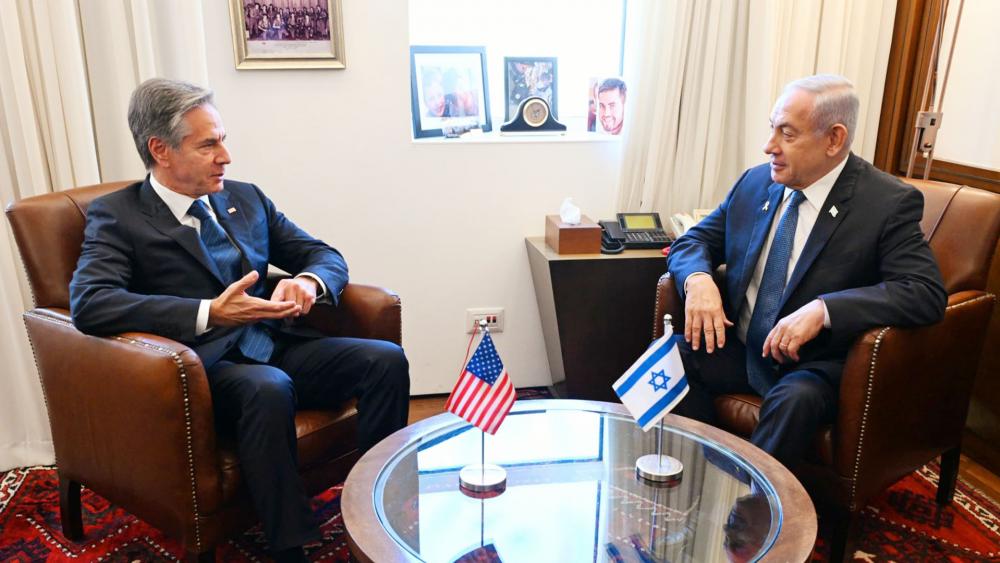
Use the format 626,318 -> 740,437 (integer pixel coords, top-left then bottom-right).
70,177 -> 349,368
667,153 -> 947,385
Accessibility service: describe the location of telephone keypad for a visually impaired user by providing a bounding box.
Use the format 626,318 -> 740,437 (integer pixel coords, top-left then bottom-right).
626,232 -> 669,242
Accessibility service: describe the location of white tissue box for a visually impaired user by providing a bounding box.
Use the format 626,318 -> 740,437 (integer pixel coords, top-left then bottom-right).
545,215 -> 601,254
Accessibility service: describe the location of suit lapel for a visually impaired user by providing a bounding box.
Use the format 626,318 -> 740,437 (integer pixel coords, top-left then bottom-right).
779,154 -> 860,309
734,183 -> 786,306
139,179 -> 226,284
209,190 -> 253,277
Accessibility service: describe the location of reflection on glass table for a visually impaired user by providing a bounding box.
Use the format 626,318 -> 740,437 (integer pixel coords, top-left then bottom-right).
370,403 -> 783,562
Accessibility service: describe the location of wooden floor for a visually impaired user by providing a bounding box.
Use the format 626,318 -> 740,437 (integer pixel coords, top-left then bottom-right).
406,394 -> 1000,502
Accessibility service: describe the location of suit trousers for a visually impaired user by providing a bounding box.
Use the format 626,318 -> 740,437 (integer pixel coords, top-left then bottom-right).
206,333 -> 410,552
671,330 -> 837,469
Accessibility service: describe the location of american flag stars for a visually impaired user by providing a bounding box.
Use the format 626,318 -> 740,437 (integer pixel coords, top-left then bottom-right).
445,331 -> 516,435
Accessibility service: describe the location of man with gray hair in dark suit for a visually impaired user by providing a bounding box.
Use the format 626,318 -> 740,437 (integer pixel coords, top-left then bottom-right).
70,78 -> 410,562
667,74 -> 946,470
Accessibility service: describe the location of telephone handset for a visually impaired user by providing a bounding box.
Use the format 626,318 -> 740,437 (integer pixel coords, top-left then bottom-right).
670,213 -> 696,239
599,220 -> 626,254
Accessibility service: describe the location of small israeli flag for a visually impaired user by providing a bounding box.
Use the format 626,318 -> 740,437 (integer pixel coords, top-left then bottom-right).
612,324 -> 689,431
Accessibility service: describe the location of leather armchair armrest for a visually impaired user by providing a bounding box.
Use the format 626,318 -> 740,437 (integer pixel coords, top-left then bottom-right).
302,284 -> 402,345
654,273 -> 685,339
22,307 -> 224,520
834,290 -> 996,508
266,273 -> 402,345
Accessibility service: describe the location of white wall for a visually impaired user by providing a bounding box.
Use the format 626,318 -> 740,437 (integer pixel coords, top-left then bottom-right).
199,2 -> 623,393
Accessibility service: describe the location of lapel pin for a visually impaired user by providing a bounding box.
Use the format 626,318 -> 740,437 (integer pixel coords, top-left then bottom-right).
227,207 -> 237,215
762,201 -> 770,212
829,205 -> 838,218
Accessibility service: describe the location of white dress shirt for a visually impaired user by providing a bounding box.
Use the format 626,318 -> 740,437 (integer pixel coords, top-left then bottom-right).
148,174 -> 327,336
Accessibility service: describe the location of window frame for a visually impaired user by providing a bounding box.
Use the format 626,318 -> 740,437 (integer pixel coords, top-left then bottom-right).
874,0 -> 1000,193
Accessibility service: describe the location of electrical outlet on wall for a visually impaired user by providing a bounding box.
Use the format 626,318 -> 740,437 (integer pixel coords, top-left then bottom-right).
465,308 -> 505,333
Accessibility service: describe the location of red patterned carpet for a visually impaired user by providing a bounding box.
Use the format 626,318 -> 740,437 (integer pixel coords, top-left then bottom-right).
2,396 -> 999,562
0,467 -> 351,561
3,461 -> 998,561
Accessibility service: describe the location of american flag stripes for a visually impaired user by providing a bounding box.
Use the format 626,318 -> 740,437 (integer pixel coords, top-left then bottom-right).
445,331 -> 516,434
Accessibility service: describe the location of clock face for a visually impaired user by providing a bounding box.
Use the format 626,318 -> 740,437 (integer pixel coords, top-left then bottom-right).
523,98 -> 549,127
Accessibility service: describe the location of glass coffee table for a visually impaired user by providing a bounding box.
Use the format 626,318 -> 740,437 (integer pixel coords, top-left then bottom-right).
343,400 -> 816,562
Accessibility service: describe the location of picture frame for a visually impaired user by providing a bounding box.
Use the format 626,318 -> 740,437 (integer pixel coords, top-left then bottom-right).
409,46 -> 492,139
504,57 -> 557,122
228,0 -> 346,70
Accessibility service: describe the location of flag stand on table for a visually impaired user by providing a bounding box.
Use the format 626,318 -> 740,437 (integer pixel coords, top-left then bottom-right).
613,314 -> 686,486
445,319 -> 514,494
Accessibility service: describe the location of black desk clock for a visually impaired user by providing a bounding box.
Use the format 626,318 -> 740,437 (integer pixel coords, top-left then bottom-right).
500,97 -> 566,134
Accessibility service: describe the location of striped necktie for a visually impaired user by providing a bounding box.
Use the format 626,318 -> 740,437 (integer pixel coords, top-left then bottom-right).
745,190 -> 806,395
188,200 -> 274,363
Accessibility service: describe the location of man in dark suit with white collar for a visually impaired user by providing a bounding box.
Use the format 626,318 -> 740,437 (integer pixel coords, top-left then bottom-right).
70,78 -> 410,562
667,74 -> 946,470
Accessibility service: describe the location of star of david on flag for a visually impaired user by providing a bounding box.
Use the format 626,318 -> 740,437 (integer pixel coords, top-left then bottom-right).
612,323 -> 689,431
445,331 -> 516,435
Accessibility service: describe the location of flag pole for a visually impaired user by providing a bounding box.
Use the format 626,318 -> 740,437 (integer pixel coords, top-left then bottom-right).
459,320 -> 507,495
635,314 -> 684,485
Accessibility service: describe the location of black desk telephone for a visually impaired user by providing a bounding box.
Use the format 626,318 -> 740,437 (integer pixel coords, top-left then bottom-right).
600,213 -> 672,254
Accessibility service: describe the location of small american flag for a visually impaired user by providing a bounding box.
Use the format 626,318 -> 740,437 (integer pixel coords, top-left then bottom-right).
445,331 -> 515,434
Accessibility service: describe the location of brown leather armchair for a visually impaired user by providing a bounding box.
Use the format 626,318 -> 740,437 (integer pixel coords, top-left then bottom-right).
5,181 -> 402,562
653,179 -> 1000,561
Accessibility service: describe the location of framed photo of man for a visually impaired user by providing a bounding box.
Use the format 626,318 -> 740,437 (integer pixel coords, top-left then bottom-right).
229,0 -> 346,69
503,57 -> 557,122
409,46 -> 492,139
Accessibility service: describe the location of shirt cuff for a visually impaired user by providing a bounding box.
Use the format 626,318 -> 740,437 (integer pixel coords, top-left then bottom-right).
683,271 -> 712,294
196,299 -> 212,336
819,298 -> 831,329
297,272 -> 331,304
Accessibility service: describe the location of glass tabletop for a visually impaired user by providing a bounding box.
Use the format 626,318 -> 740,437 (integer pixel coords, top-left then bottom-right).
371,401 -> 782,562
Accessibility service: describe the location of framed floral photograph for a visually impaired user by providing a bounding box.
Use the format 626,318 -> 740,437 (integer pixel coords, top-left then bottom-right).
504,57 -> 557,122
228,0 -> 346,70
409,46 -> 492,139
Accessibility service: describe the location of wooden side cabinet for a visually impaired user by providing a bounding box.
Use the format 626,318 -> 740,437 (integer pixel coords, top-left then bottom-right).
525,237 -> 668,402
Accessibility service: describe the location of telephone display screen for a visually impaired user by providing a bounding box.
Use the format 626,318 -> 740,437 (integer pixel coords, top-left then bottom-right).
622,214 -> 658,230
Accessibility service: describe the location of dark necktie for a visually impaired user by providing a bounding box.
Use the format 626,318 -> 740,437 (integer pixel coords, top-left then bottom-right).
188,200 -> 274,363
745,190 -> 806,395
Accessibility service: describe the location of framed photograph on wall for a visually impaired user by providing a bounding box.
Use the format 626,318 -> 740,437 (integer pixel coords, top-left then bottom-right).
228,0 -> 346,69
504,57 -> 557,122
409,46 -> 492,139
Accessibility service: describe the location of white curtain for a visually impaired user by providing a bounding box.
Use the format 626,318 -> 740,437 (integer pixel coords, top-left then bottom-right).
0,0 -> 208,472
617,0 -> 897,215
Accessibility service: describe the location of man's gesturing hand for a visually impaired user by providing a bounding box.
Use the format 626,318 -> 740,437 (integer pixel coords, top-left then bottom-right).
271,276 -> 318,317
209,271 -> 301,327
684,274 -> 734,353
761,299 -> 826,363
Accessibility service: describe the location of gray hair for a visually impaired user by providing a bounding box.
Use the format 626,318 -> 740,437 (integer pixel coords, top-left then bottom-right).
127,78 -> 215,169
783,74 -> 859,148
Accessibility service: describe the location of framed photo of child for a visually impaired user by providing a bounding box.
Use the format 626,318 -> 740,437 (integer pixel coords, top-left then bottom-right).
409,46 -> 492,139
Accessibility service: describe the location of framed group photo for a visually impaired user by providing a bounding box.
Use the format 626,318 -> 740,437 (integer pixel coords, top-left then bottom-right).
228,0 -> 346,69
409,46 -> 492,139
504,57 -> 557,122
